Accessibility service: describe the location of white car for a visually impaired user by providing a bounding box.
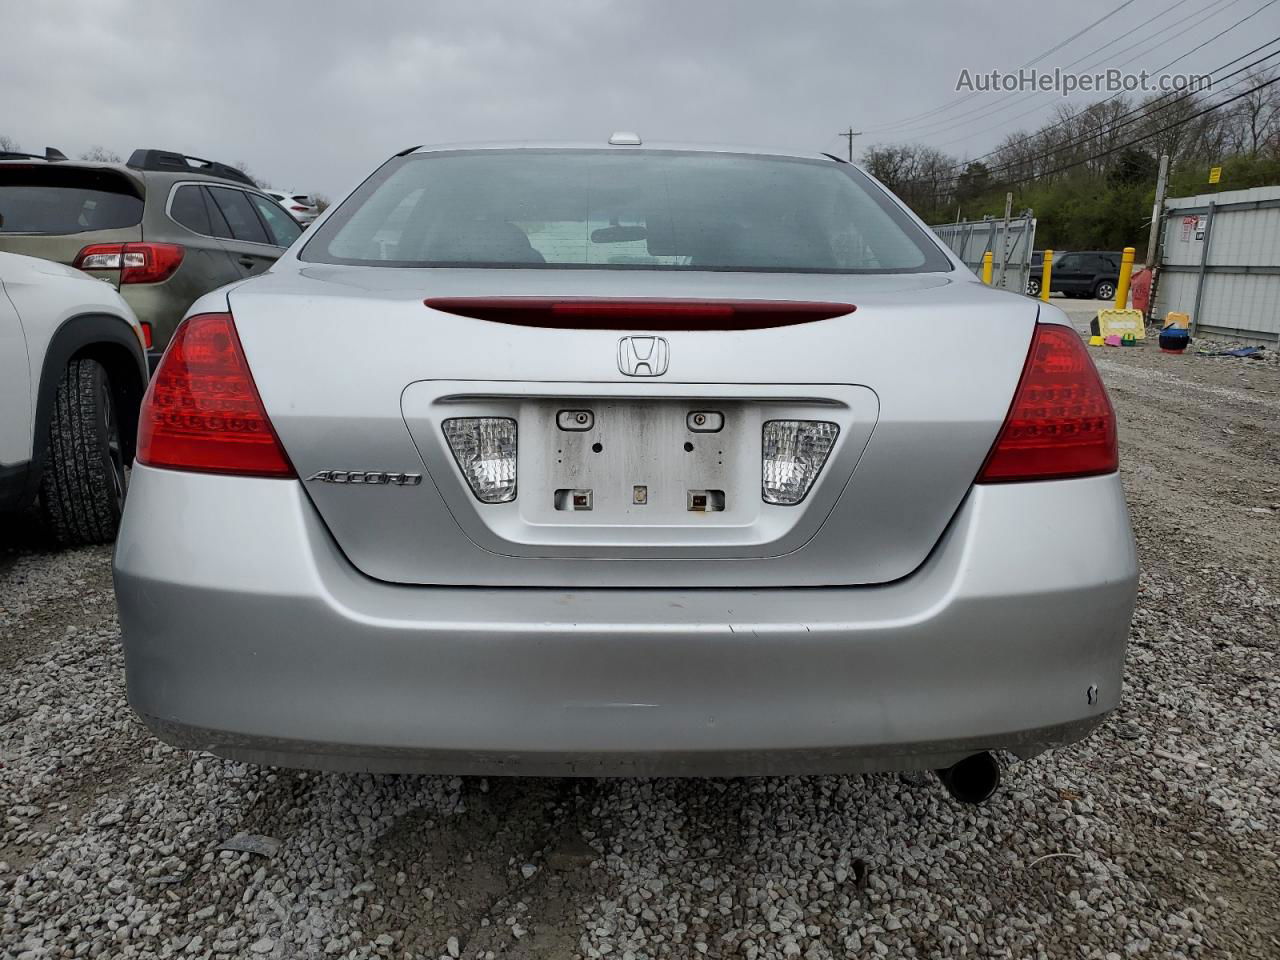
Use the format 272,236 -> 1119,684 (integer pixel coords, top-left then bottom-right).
0,251 -> 148,544
265,190 -> 320,225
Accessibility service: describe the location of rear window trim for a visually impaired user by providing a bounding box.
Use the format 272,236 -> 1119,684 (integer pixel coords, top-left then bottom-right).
164,180 -> 287,249
0,162 -> 145,236
166,182 -> 214,237
246,190 -> 304,247
299,148 -> 955,275
207,185 -> 272,246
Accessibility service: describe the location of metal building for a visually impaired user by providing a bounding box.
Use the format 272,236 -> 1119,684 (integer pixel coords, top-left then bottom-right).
1155,184 -> 1280,344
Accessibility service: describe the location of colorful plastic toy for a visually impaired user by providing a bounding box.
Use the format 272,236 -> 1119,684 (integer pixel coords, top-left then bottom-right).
1097,308 -> 1145,340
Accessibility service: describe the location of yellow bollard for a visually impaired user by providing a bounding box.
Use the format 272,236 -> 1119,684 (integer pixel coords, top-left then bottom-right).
981,251 -> 993,285
1114,247 -> 1136,308
1040,249 -> 1053,302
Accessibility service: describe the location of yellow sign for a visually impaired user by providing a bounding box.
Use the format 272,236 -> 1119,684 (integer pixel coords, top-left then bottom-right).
1209,166 -> 1222,184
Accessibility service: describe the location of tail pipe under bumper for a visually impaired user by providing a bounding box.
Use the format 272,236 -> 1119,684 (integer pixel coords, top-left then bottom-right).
935,751 -> 1002,804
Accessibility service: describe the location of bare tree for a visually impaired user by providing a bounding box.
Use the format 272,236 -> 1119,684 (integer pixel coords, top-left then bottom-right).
861,143 -> 969,220
233,161 -> 267,189
0,135 -> 20,153
79,145 -> 122,162
1137,90 -> 1220,168
850,70 -> 1280,230
861,144 -> 919,192
910,146 -> 958,215
1223,68 -> 1280,157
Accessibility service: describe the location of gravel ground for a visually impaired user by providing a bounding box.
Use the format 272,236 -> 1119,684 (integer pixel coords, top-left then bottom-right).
2,303 -> 1277,959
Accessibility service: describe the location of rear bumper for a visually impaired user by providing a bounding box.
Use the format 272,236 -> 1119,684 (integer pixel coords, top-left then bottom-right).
114,466 -> 1137,776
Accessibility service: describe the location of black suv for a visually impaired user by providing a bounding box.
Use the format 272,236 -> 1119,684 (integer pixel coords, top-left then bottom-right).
1027,250 -> 1122,301
0,148 -> 303,368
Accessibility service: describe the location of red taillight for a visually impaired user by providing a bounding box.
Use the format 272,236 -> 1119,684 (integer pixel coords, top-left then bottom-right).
74,242 -> 184,284
977,323 -> 1117,483
140,321 -> 153,350
289,205 -> 308,211
424,298 -> 855,330
137,313 -> 294,477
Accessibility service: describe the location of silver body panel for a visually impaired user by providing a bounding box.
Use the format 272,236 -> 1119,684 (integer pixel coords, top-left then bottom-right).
116,465 -> 1136,775
225,267 -> 1037,587
115,143 -> 1136,775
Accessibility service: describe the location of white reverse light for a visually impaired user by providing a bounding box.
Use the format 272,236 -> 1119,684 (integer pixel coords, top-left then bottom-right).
762,420 -> 839,505
443,417 -> 518,503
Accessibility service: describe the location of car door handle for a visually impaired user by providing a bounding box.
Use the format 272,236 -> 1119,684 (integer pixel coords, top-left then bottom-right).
237,256 -> 257,268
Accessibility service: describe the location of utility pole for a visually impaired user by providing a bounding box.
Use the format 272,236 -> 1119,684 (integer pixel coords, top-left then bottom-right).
1146,153 -> 1170,268
839,127 -> 861,162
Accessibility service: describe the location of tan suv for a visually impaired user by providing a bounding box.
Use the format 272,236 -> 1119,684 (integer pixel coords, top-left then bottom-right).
0,148 -> 302,369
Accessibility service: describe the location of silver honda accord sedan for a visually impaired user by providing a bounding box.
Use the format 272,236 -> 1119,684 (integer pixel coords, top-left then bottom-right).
114,137 -> 1136,801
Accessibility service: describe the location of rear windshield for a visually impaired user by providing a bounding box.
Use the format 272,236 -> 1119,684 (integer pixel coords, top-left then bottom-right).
302,150 -> 950,273
0,165 -> 143,235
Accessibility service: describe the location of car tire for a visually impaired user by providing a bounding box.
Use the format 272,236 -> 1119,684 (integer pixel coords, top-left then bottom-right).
1095,281 -> 1116,302
39,358 -> 128,546
1026,278 -> 1041,297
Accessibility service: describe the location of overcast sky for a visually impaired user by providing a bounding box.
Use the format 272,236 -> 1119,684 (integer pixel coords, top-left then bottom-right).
2,0 -> 1275,197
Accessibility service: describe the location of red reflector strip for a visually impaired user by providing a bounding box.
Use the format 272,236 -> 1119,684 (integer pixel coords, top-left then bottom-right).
140,322 -> 153,350
424,298 -> 855,330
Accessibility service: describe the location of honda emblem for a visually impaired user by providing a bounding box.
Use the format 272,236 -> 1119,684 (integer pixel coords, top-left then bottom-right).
617,336 -> 669,377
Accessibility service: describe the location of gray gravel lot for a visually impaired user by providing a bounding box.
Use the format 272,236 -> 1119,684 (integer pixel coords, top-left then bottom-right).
2,302 -> 1277,959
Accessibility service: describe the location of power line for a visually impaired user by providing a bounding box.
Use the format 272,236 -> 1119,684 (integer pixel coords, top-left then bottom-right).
1143,0 -> 1280,79
850,0 -> 1280,198
1024,0 -> 1198,77
901,70 -> 1280,189
885,0 -> 1248,140
915,60 -> 1272,189
926,6 -> 1280,154
884,5 -> 1280,185
886,43 -> 1280,189
999,72 -> 1280,186
981,0 -> 1279,142
1008,52 -> 1277,169
1019,0 -> 1144,69
877,0 -> 1208,137
939,35 -> 1280,180
862,0 -> 1146,132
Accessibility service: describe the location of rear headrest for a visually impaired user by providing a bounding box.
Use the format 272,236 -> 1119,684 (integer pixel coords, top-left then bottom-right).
425,220 -> 546,264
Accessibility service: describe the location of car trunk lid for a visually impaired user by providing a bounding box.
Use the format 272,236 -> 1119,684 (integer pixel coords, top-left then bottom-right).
0,163 -> 145,288
230,266 -> 1038,588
